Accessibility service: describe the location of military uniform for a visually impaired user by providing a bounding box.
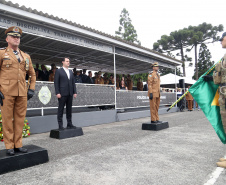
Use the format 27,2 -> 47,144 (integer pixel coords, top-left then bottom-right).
95,76 -> 104,84
137,81 -> 143,91
126,75 -> 133,90
185,91 -> 193,111
0,27 -> 36,151
148,63 -> 160,122
213,53 -> 226,133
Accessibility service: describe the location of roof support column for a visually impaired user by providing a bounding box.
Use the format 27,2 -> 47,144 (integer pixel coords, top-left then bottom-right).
114,46 -> 117,109
175,67 -> 177,107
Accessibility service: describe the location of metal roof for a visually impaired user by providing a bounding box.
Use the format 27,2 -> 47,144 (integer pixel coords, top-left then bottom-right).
0,0 -> 182,74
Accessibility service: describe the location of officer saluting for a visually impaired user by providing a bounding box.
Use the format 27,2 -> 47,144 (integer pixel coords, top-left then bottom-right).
148,62 -> 161,123
0,26 -> 36,155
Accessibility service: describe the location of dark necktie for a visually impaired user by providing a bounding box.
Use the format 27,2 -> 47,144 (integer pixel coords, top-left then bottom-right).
13,50 -> 21,63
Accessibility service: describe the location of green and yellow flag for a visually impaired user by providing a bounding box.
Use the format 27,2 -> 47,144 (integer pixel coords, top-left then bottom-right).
189,59 -> 226,144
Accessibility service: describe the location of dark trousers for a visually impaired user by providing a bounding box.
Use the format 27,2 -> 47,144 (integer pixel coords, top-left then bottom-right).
57,96 -> 73,128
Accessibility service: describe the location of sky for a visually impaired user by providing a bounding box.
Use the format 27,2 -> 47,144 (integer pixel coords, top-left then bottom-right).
5,0 -> 226,78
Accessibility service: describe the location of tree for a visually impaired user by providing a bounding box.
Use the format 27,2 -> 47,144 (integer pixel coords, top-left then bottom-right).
115,8 -> 141,45
159,67 -> 182,76
187,23 -> 223,80
153,29 -> 192,76
193,43 -> 214,79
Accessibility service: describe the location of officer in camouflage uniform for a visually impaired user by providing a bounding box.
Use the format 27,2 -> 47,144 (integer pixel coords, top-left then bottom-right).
203,32 -> 226,168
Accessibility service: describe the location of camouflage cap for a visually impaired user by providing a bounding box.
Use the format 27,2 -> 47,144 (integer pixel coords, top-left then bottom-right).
152,62 -> 159,67
5,26 -> 22,37
219,32 -> 226,41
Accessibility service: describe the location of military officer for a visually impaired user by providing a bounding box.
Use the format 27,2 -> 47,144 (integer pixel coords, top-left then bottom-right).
126,74 -> 133,90
137,78 -> 143,91
95,71 -> 104,84
148,62 -> 161,123
185,86 -> 193,111
203,32 -> 226,168
0,26 -> 36,155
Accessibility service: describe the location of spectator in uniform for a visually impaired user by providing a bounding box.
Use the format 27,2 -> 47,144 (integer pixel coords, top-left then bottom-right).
49,63 -> 56,75
185,86 -> 193,111
49,68 -> 57,82
126,74 -> 133,90
95,72 -> 104,84
137,78 -> 143,91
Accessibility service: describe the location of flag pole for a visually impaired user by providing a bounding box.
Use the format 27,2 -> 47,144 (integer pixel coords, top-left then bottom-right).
167,59 -> 223,112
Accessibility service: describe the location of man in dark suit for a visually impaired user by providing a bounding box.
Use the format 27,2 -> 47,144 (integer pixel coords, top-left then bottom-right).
54,57 -> 77,130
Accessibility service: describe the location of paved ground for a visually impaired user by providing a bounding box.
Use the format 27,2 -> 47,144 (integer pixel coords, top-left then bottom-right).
0,110 -> 226,185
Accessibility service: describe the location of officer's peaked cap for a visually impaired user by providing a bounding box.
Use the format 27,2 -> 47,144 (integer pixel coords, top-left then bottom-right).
5,26 -> 22,37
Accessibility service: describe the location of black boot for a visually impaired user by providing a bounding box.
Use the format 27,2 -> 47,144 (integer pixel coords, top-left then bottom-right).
7,149 -> 15,156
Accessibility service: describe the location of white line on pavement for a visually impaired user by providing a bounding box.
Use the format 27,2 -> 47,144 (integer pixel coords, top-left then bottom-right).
204,156 -> 226,185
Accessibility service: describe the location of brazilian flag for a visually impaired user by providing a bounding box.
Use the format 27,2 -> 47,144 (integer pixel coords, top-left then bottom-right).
189,59 -> 226,144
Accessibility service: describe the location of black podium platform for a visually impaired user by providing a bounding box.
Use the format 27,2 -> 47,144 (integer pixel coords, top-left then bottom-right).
50,127 -> 84,139
0,145 -> 49,174
142,121 -> 169,131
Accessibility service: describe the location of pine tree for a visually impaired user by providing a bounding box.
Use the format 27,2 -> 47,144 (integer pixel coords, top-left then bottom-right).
193,43 -> 214,79
115,8 -> 141,45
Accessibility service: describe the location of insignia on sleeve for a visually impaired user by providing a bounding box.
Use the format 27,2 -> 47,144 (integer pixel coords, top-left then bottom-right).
25,58 -> 29,71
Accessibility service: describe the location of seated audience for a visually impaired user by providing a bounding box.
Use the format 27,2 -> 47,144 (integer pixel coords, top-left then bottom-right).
74,71 -> 82,83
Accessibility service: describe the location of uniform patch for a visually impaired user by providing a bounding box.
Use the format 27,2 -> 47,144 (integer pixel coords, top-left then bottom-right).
25,58 -> 29,71
149,75 -> 152,77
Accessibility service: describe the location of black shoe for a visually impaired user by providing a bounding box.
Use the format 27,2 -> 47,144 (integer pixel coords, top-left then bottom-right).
67,125 -> 77,129
59,127 -> 65,130
157,120 -> 162,123
15,147 -> 28,153
151,121 -> 158,124
7,149 -> 15,156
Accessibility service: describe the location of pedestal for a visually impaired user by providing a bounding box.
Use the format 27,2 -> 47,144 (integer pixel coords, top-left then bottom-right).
50,127 -> 84,139
0,145 -> 49,174
142,121 -> 169,131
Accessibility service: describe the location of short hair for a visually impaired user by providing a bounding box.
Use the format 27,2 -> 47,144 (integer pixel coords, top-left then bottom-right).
62,57 -> 71,61
88,71 -> 91,74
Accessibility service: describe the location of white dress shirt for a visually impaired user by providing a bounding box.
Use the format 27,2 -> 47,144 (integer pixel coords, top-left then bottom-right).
63,67 -> 70,80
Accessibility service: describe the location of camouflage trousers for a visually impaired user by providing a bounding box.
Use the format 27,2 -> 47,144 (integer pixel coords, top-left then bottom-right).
218,86 -> 226,134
